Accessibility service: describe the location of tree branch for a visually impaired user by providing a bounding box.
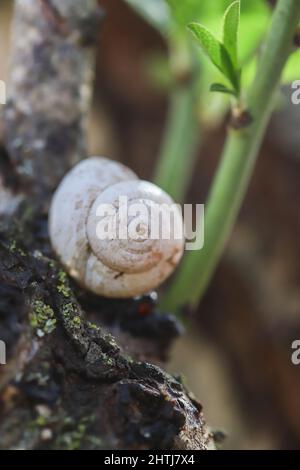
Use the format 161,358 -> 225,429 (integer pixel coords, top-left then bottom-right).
0,218 -> 214,450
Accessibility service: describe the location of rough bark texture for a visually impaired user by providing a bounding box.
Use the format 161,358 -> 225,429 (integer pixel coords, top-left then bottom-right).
0,1 -> 214,450
0,215 -> 213,450
3,0 -> 103,199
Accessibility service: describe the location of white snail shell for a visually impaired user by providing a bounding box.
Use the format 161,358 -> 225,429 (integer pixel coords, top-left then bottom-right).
49,157 -> 185,298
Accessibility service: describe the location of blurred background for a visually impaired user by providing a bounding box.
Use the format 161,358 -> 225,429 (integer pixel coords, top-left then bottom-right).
1,0 -> 300,449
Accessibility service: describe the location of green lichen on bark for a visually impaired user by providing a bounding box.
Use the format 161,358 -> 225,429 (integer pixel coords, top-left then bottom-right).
29,300 -> 57,336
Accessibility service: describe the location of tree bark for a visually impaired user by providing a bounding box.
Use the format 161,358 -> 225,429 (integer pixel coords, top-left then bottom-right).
3,0 -> 103,200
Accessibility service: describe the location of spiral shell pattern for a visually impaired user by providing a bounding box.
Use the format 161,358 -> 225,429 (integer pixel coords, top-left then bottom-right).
49,157 -> 185,298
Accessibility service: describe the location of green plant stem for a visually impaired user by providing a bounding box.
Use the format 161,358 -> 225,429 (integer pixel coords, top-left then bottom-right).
154,83 -> 200,202
163,0 -> 300,312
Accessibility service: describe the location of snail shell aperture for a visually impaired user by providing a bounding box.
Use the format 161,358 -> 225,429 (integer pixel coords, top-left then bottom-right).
49,157 -> 185,298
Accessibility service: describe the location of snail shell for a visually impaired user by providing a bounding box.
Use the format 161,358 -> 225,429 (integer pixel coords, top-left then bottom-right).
49,157 -> 185,298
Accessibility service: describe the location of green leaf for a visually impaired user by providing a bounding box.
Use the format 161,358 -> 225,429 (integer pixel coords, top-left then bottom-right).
188,22 -> 239,92
223,0 -> 240,68
210,83 -> 237,96
123,0 -> 171,35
